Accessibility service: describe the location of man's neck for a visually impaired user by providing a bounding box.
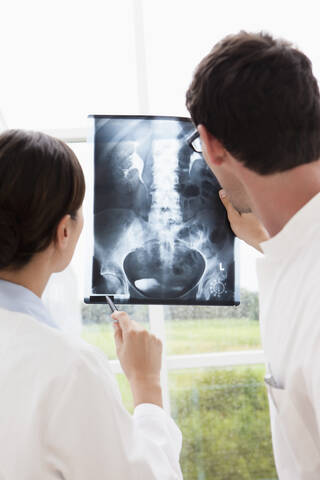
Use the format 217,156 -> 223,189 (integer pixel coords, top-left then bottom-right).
244,160 -> 320,237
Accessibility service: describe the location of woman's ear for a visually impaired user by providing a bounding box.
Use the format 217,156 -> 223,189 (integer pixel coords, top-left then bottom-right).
198,124 -> 226,166
55,214 -> 71,249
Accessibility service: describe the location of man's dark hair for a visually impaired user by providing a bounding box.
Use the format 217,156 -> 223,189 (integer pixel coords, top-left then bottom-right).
0,129 -> 85,270
186,31 -> 320,174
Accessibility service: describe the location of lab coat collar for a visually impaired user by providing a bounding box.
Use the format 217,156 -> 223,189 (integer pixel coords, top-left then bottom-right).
259,192 -> 320,258
0,279 -> 57,329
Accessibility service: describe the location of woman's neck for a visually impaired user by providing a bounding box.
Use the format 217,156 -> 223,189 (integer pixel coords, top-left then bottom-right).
0,252 -> 52,298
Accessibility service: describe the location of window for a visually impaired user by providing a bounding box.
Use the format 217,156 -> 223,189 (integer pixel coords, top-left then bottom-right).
0,0 -> 138,130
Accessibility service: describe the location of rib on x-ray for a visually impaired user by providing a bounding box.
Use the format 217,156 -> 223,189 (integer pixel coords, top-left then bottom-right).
86,115 -> 239,306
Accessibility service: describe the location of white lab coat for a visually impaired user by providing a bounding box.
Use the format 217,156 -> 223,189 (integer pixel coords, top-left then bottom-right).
257,192 -> 320,479
0,307 -> 182,479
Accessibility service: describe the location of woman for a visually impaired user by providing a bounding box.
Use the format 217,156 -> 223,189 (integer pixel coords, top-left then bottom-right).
0,129 -> 182,479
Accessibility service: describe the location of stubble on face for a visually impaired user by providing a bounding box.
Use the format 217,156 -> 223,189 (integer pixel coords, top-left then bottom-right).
226,187 -> 252,214
212,168 -> 252,214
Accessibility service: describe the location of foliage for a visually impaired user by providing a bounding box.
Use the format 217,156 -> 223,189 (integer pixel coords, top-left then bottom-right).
104,366 -> 278,480
81,288 -> 260,325
238,289 -> 259,321
165,318 -> 261,355
82,317 -> 261,359
81,302 -> 148,325
169,366 -> 277,480
165,289 -> 259,322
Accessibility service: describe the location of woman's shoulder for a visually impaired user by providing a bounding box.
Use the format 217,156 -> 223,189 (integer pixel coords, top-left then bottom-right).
0,307 -> 112,382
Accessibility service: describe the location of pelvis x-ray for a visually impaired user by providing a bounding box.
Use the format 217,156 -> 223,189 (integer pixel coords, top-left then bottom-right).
86,115 -> 239,305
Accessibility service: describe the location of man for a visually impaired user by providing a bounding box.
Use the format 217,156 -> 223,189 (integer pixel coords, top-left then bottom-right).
186,31 -> 320,479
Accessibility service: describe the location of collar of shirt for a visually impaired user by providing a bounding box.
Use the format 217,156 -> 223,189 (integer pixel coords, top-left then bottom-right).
259,192 -> 320,259
0,279 -> 57,329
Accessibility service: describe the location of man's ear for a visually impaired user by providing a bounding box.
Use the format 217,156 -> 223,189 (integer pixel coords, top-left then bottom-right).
55,214 -> 71,249
198,124 -> 226,166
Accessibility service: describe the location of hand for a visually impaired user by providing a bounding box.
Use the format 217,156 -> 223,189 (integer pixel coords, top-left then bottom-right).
219,189 -> 269,253
111,311 -> 163,408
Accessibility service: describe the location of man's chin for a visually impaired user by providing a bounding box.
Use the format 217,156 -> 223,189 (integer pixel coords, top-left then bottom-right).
237,206 -> 252,214
230,199 -> 252,214
223,188 -> 251,213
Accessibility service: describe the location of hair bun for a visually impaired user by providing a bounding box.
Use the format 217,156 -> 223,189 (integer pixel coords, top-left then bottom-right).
0,209 -> 20,269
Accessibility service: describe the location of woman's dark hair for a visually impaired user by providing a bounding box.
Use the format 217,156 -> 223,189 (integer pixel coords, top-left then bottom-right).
0,129 -> 85,270
186,31 -> 320,174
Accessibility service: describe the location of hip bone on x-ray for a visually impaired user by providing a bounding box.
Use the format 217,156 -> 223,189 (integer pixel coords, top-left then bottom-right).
86,115 -> 239,306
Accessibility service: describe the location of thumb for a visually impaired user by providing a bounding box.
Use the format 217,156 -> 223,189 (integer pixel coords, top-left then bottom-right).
219,189 -> 240,220
219,189 -> 229,208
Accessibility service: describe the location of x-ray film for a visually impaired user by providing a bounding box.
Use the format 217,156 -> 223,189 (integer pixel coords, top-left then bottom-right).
85,115 -> 240,305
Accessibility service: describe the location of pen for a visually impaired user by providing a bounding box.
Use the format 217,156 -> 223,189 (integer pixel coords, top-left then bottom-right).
105,295 -> 119,316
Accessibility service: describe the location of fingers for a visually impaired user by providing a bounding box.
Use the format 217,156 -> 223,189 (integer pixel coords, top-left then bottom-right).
113,321 -> 123,347
111,311 -> 131,331
111,312 -> 130,348
111,311 -> 143,346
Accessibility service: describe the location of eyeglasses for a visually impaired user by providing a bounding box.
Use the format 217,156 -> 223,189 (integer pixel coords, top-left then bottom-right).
187,131 -> 202,154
